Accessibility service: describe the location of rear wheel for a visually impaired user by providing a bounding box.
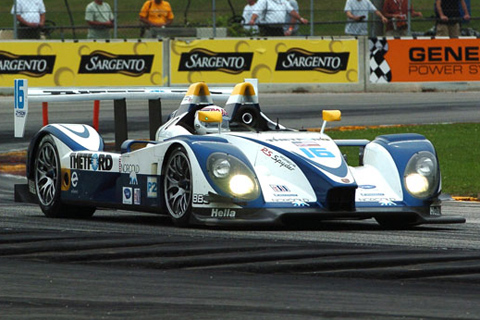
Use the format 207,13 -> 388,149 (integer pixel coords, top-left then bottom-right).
164,146 -> 193,227
35,135 -> 63,217
34,135 -> 95,219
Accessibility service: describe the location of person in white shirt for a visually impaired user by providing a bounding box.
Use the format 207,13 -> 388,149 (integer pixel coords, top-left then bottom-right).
344,0 -> 388,36
11,0 -> 46,39
243,0 -> 260,35
249,0 -> 307,36
85,0 -> 114,39
283,0 -> 300,36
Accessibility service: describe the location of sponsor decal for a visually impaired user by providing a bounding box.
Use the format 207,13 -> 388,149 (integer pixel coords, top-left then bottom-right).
360,193 -> 385,197
276,48 -> 349,73
91,154 -> 100,171
211,208 -> 236,218
134,188 -> 141,205
0,51 -> 55,77
270,198 -> 310,203
193,194 -> 210,204
78,50 -> 154,76
266,137 -> 328,143
147,177 -> 158,198
129,172 -> 138,185
178,49 -> 253,74
292,200 -> 310,207
379,199 -> 397,206
357,197 -> 396,203
270,184 -> 291,192
261,147 -> 296,171
71,171 -> 79,188
123,187 -> 132,204
292,140 -> 320,148
70,153 -> 113,171
121,163 -> 140,173
359,185 -> 376,190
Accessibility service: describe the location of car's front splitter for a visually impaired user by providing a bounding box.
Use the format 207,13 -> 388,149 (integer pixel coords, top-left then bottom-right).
191,206 -> 465,227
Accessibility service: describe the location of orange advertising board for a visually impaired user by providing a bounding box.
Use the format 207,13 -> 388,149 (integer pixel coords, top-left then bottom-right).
370,38 -> 480,83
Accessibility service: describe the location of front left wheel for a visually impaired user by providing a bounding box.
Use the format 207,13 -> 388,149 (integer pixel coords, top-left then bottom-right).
34,134 -> 95,219
163,146 -> 193,227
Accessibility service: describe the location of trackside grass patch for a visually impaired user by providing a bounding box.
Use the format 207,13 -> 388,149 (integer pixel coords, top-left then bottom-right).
325,123 -> 480,197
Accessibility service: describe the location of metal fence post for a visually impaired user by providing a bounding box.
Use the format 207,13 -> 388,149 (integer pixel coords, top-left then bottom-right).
310,0 -> 314,36
212,0 -> 216,38
13,0 -> 17,39
114,0 -> 118,39
407,0 -> 411,36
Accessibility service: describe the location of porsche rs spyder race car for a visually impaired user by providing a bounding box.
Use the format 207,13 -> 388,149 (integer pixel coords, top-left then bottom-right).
15,80 -> 465,228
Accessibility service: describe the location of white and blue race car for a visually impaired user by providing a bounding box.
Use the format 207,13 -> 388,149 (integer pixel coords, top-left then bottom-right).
16,80 -> 465,228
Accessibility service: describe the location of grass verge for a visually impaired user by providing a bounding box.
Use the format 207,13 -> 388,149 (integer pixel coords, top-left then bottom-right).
326,123 -> 480,197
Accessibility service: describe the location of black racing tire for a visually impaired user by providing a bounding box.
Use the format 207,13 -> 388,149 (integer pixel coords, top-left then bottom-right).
34,134 -> 95,219
163,146 -> 193,227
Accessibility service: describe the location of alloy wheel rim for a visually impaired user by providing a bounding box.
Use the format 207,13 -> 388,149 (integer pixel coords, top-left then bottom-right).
165,152 -> 191,219
35,143 -> 58,206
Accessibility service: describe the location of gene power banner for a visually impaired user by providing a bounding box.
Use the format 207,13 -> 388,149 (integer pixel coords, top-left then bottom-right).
370,38 -> 480,83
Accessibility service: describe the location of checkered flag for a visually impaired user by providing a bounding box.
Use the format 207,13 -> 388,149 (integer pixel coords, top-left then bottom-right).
369,38 -> 392,83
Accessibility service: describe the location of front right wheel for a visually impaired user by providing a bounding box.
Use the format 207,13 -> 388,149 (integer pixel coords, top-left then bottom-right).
164,146 -> 193,227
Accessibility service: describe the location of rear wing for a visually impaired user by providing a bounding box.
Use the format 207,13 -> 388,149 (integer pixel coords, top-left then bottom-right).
13,79 -> 259,148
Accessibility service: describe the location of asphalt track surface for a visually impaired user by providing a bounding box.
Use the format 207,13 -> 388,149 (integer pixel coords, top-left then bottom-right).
1,92 -> 480,319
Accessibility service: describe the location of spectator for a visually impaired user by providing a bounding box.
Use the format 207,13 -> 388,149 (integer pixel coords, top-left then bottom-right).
249,0 -> 308,37
139,0 -> 174,38
383,0 -> 422,37
243,0 -> 260,35
284,0 -> 301,36
11,0 -> 46,39
435,0 -> 470,37
85,0 -> 114,39
344,0 -> 388,36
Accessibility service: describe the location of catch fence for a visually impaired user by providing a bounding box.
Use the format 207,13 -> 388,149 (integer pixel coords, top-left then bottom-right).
1,0 -> 478,40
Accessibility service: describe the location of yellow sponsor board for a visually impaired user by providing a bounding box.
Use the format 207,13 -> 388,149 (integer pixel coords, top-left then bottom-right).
170,39 -> 358,84
0,41 -> 164,87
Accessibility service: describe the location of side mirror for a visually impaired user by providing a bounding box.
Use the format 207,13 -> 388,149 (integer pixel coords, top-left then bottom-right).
321,110 -> 341,135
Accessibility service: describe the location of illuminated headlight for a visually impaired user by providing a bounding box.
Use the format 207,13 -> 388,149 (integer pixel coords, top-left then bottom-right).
207,153 -> 260,200
404,151 -> 439,199
230,175 -> 256,196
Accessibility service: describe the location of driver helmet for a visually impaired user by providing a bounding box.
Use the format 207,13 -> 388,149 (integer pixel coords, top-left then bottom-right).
194,106 -> 230,134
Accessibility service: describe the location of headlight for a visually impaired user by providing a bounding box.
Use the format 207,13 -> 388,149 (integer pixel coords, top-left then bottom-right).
207,153 -> 260,200
211,158 -> 231,178
404,151 -> 439,199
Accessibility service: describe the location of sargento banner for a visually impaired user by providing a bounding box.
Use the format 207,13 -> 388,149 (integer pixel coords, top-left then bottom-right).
171,39 -> 358,84
370,38 -> 480,83
0,41 -> 163,86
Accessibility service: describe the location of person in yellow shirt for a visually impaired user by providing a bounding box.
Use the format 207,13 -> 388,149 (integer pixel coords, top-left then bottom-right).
139,0 -> 174,38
